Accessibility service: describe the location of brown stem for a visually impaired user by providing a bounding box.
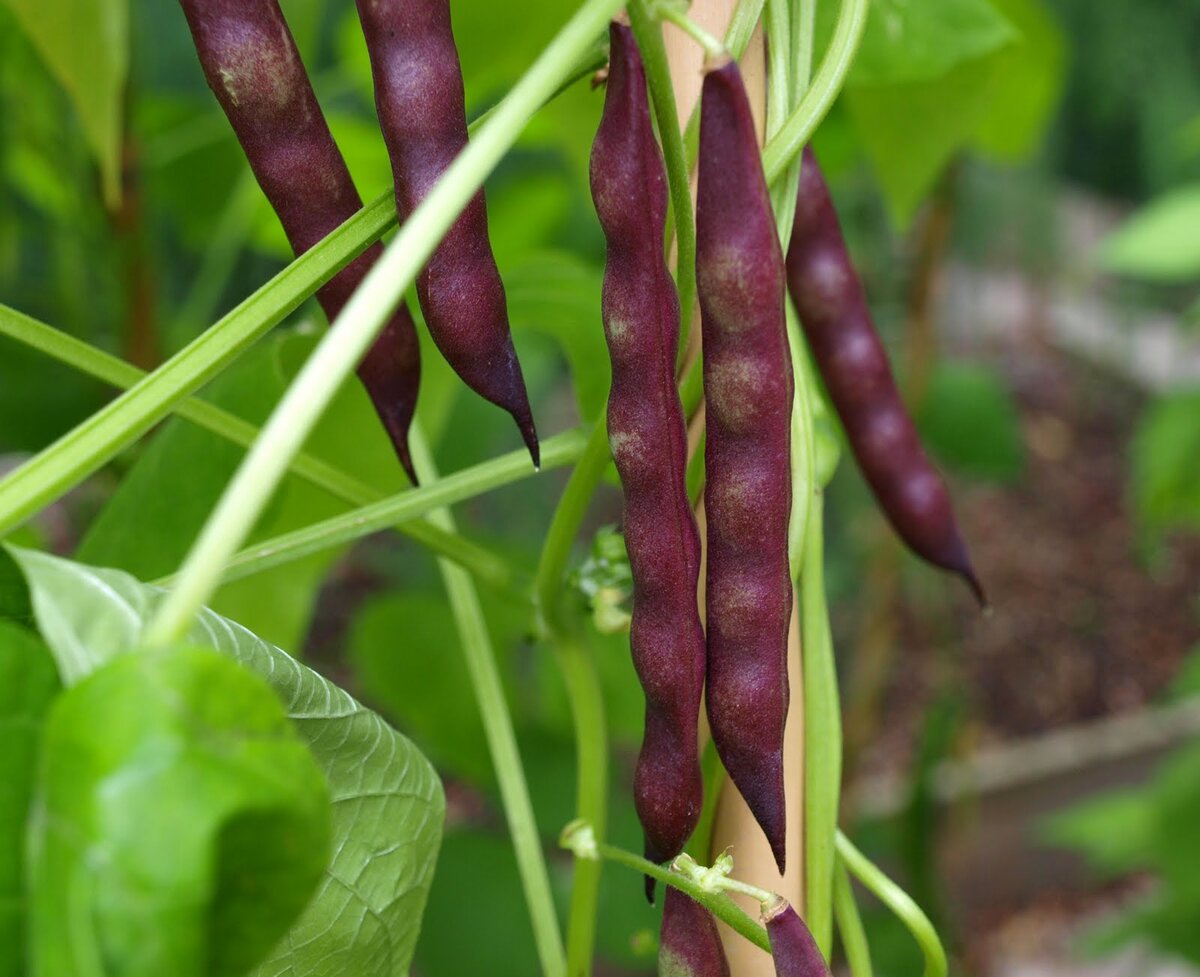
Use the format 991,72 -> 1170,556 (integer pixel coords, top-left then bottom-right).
111,106 -> 159,369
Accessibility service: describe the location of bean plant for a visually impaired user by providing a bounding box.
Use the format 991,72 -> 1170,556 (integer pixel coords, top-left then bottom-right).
0,0 -> 1061,974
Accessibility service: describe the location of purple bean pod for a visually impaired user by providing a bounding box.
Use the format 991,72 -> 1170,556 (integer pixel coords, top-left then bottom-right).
762,897 -> 831,977
355,0 -> 538,466
659,886 -> 732,977
696,59 -> 794,873
179,0 -> 421,483
787,147 -> 983,603
590,21 -> 706,888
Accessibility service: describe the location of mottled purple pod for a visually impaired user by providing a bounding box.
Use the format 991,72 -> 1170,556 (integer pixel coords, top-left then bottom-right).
659,887 -> 731,977
787,148 -> 983,603
179,0 -> 421,483
591,22 -> 706,890
355,0 -> 538,466
696,59 -> 794,873
763,898 -> 831,977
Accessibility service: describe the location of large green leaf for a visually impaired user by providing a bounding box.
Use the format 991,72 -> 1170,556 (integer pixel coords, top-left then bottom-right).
846,55 -> 1001,227
969,0 -> 1067,161
1098,184 -> 1200,283
825,0 -> 1017,86
29,645 -> 331,977
840,0 -> 1064,225
3,0 -> 128,204
0,621 -> 60,977
8,547 -> 444,977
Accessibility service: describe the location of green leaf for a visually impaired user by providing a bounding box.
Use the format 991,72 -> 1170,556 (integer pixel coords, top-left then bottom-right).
846,54 -> 1001,227
969,0 -> 1067,161
841,0 -> 1065,224
505,251 -> 609,423
1130,388 -> 1200,537
0,621 -> 60,977
414,829 -> 542,977
29,645 -> 330,977
349,590 -> 523,785
2,0 -> 129,205
1098,184 -> 1200,283
915,361 -> 1025,482
8,547 -> 445,977
1041,788 -> 1155,877
826,0 -> 1017,86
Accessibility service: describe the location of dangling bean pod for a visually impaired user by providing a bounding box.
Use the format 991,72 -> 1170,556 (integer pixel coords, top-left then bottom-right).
590,21 -> 706,887
787,148 -> 983,602
179,0 -> 421,482
696,58 -> 794,873
355,0 -> 539,465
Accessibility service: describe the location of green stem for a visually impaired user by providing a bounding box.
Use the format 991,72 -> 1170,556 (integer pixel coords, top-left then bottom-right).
626,2 -> 698,366
557,633 -> 608,977
765,0 -> 792,142
530,420 -> 612,975
725,0 -> 771,59
767,0 -> 815,242
409,428 -> 567,977
533,422 -> 611,636
0,303 -> 516,592
152,429 -> 588,591
145,0 -> 624,646
0,190 -> 395,538
801,490 -> 841,957
761,0 -> 870,182
833,857 -> 873,977
793,0 -> 816,96
589,841 -> 771,954
765,0 -> 807,247
657,5 -> 725,57
786,295 -> 818,579
835,831 -> 947,977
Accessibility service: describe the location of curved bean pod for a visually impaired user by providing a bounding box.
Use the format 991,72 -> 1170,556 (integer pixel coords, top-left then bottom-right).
590,21 -> 706,885
697,59 -> 794,873
179,0 -> 421,483
787,148 -> 983,603
355,0 -> 539,466
763,897 -> 831,977
659,887 -> 731,977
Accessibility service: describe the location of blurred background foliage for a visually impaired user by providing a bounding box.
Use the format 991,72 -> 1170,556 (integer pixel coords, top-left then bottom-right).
1,0 -> 1198,973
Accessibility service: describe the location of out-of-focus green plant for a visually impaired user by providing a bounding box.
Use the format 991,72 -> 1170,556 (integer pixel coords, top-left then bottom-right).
1094,172 -> 1200,547
1044,649 -> 1200,968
